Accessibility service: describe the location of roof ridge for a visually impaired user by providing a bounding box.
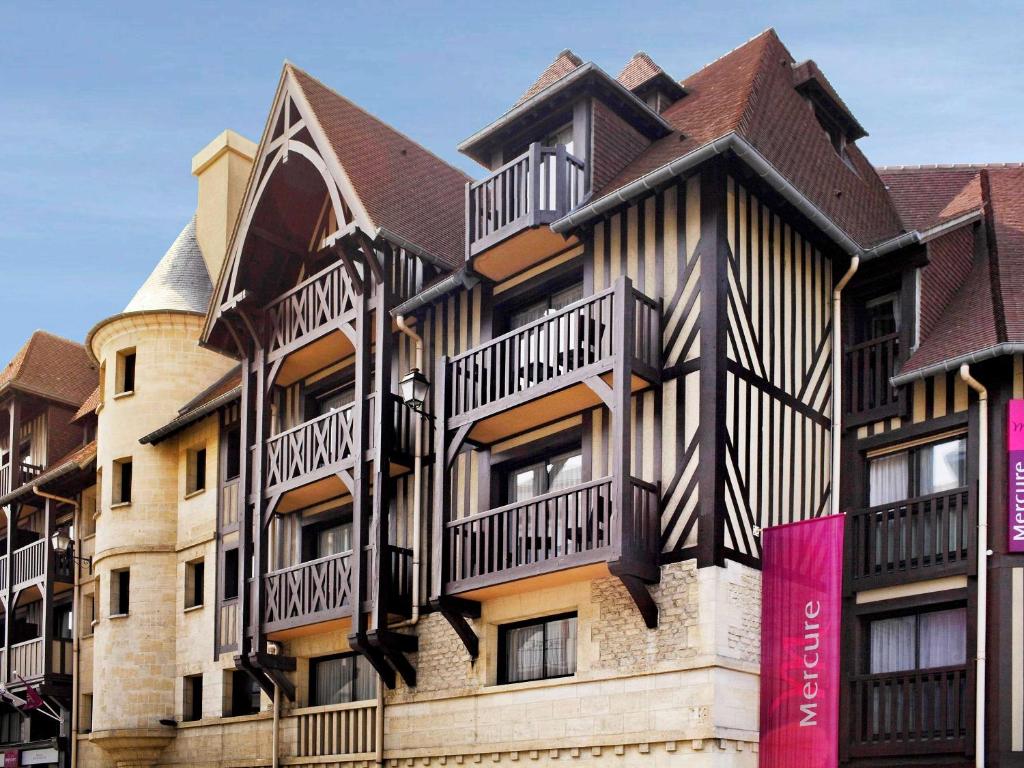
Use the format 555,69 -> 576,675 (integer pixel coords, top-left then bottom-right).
878,163 -> 1024,171
684,27 -> 777,84
286,63 -> 471,183
28,329 -> 85,348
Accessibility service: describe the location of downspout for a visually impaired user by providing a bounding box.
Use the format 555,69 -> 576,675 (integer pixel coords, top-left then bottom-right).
831,256 -> 859,516
272,682 -> 280,768
34,488 -> 80,768
959,364 -> 987,768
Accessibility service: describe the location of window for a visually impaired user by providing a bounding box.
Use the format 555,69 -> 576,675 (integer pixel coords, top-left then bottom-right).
868,606 -> 966,674
868,436 -> 967,506
311,382 -> 355,418
115,348 -> 136,395
223,548 -> 239,601
509,283 -> 584,331
505,447 -> 583,504
0,710 -> 19,743
301,516 -> 353,563
224,426 -> 241,481
80,693 -> 93,734
113,458 -> 132,505
82,592 -> 95,632
110,568 -> 130,616
185,558 -> 205,609
228,670 -> 261,716
54,603 -> 73,640
860,293 -> 900,342
499,613 -> 577,684
183,674 -> 203,722
309,653 -> 376,706
186,446 -> 207,495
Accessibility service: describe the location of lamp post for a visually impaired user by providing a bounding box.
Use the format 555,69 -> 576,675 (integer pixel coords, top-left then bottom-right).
50,526 -> 91,574
399,368 -> 430,412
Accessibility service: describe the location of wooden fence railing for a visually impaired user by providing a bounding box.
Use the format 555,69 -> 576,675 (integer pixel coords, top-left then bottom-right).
263,550 -> 353,632
846,332 -> 900,420
12,539 -> 46,588
265,260 -> 357,361
265,405 -> 355,495
292,700 -> 377,758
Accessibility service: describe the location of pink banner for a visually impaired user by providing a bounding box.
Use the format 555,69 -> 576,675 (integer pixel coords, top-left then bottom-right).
1008,400 -> 1024,552
759,514 -> 843,768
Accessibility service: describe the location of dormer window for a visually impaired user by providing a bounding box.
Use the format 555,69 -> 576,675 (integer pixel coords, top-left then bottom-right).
542,123 -> 574,154
863,293 -> 900,341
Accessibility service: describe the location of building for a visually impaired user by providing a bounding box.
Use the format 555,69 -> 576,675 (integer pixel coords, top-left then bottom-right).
0,331 -> 97,766
3,26 -> 1022,768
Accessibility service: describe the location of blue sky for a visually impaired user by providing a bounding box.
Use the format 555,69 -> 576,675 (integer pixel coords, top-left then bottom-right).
1,1 -> 1021,364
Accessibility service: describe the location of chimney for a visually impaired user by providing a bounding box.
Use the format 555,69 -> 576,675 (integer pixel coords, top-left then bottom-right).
191,129 -> 257,281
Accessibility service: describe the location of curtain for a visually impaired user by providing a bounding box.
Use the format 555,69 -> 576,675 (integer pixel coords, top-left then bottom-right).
869,452 -> 908,506
919,608 -> 966,668
504,624 -> 545,683
313,654 -> 376,706
869,615 -> 916,674
545,617 -> 577,677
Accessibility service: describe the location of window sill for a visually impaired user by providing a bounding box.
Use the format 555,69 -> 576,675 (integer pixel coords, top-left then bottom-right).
113,390 -> 135,400
108,613 -> 129,620
110,501 -> 131,510
184,488 -> 206,501
183,604 -> 204,614
481,674 -> 576,694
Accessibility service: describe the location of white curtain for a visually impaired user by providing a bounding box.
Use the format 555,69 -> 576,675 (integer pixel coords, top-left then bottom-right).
869,452 -> 908,506
919,608 -> 966,668
504,623 -> 545,683
869,615 -> 916,673
314,654 -> 376,706
545,616 -> 577,677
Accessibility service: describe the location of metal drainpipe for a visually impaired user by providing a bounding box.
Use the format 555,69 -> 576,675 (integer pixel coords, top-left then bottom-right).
959,364 -> 988,768
272,682 -> 280,768
831,256 -> 859,516
33,488 -> 80,768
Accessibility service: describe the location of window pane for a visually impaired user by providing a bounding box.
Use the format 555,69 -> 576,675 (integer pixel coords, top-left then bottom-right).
550,284 -> 583,312
869,615 -> 916,673
314,656 -> 354,705
319,523 -> 352,557
504,624 -> 545,683
510,300 -> 548,330
547,452 -> 582,493
510,465 -> 543,503
544,617 -> 577,677
918,439 -> 966,495
869,452 -> 908,506
353,655 -> 377,701
918,608 -> 966,669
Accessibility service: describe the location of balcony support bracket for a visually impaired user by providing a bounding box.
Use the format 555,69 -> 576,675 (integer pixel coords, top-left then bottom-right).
368,629 -> 418,688
609,566 -> 658,629
432,596 -> 480,659
583,375 -> 615,409
446,423 -> 474,468
349,631 -> 396,689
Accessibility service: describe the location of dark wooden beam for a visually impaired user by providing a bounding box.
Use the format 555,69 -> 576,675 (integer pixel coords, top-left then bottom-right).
432,597 -> 480,659
251,226 -> 309,261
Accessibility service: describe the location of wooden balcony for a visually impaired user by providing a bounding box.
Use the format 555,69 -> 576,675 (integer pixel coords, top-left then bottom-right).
264,260 -> 358,386
265,395 -> 418,513
848,488 -> 971,591
291,700 -> 377,759
444,278 -> 660,443
444,476 -> 659,598
263,545 -> 412,638
0,461 -> 43,495
11,539 -> 46,590
466,143 -> 585,280
849,665 -> 968,759
845,332 -> 901,424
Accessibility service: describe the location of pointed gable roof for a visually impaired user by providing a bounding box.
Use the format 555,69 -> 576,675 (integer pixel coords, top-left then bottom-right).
578,29 -> 904,250
515,50 -> 584,106
124,215 -> 212,314
617,52 -> 664,91
287,64 -> 470,267
0,331 -> 97,408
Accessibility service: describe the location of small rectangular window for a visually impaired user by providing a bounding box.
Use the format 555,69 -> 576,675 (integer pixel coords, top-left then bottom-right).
187,447 -> 207,495
225,427 -> 241,480
868,436 -> 967,506
228,670 -> 260,716
81,693 -> 93,734
223,548 -> 239,601
113,458 -> 132,505
310,653 -> 376,706
82,593 -> 95,631
54,604 -> 73,640
116,349 -> 136,395
185,559 -> 205,609
111,568 -> 130,616
183,674 -> 203,722
868,606 -> 967,674
498,613 -> 577,684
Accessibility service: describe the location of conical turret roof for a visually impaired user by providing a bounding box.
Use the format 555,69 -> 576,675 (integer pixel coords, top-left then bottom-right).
124,215 -> 212,314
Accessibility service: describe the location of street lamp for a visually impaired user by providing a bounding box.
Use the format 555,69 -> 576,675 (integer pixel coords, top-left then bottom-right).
399,368 -> 430,411
50,526 -> 92,573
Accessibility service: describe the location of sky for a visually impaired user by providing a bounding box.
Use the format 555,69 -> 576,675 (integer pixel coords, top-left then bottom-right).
1,0 -> 1022,365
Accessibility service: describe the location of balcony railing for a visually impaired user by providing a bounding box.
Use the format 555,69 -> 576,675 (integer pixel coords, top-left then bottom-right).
849,665 -> 968,758
848,488 -> 971,589
846,332 -> 900,422
264,550 -> 354,634
265,260 -> 358,362
10,638 -> 43,679
265,405 -> 356,497
292,700 -> 377,758
446,279 -> 660,424
445,476 -> 659,593
467,142 -> 585,257
11,539 -> 45,589
0,462 -> 43,495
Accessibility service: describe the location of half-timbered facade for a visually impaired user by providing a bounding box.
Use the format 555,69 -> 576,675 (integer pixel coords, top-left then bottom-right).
7,26 -> 1014,768
0,331 -> 97,767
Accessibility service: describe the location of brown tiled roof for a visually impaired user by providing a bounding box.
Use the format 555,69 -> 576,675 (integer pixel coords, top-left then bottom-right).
791,59 -> 866,141
617,52 -> 665,91
0,439 -> 96,507
0,331 -> 97,408
73,386 -> 100,421
288,65 -> 470,268
884,165 -> 1024,375
515,50 -> 584,106
598,29 -> 905,249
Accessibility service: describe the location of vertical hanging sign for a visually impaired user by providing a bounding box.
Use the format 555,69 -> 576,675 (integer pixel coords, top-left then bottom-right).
1008,400 -> 1024,552
759,515 -> 844,768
